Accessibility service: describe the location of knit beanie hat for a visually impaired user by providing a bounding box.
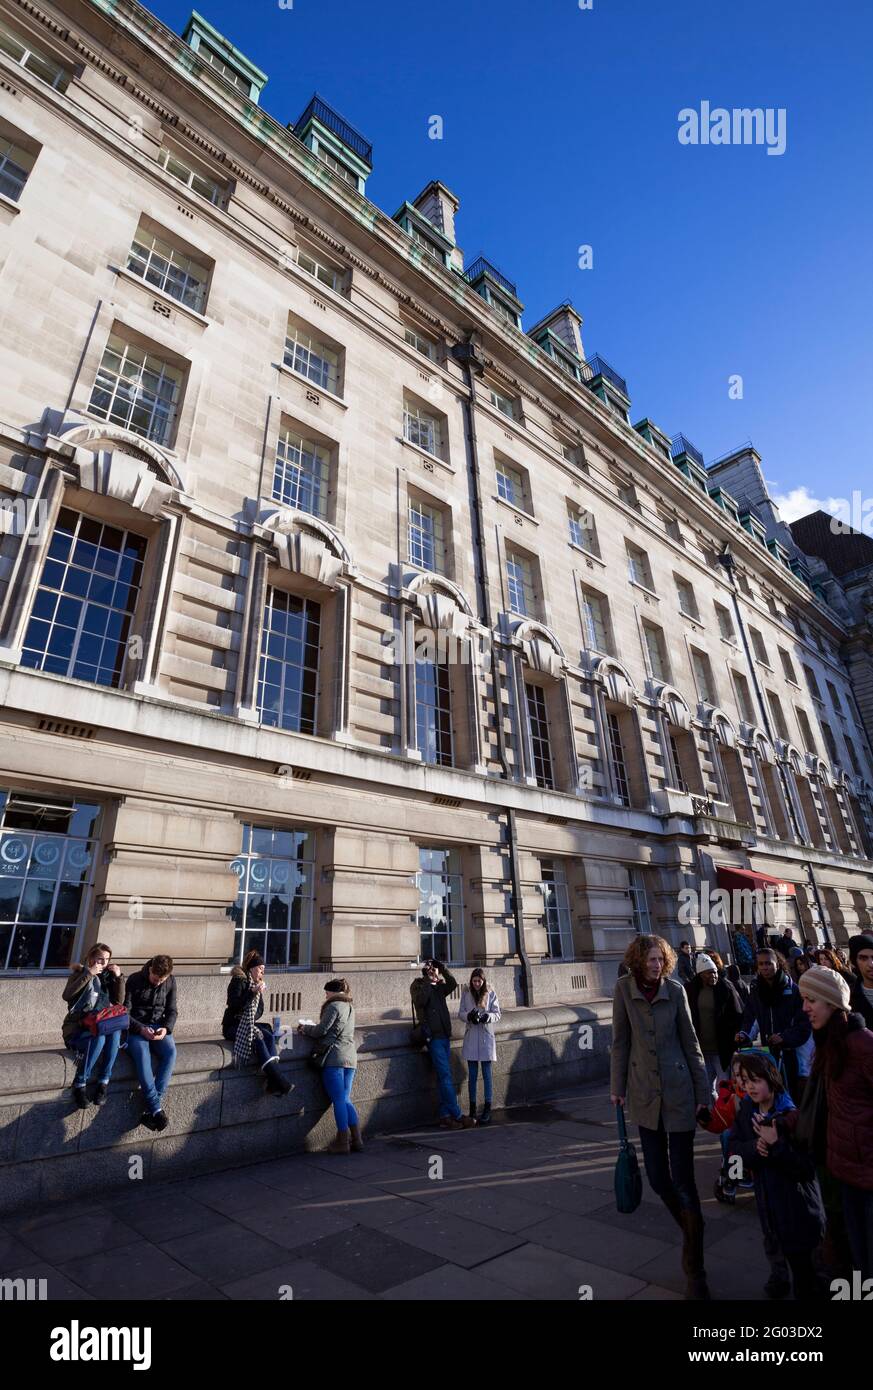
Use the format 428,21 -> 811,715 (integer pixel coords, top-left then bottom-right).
695,954 -> 717,975
798,965 -> 850,1011
848,932 -> 873,966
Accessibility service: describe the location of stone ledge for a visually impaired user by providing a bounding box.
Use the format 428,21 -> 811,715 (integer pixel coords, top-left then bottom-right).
0,1001 -> 612,1214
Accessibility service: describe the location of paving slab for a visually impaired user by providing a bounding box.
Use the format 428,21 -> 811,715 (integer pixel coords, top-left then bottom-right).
410,1182 -> 557,1234
111,1191 -> 220,1241
289,1225 -> 447,1294
56,1238 -> 196,1299
10,1209 -> 139,1263
158,1224 -> 290,1284
521,1210 -> 673,1274
379,1263 -> 528,1300
221,1259 -> 376,1301
4,1262 -> 94,1300
474,1243 -> 647,1301
378,1207 -> 525,1268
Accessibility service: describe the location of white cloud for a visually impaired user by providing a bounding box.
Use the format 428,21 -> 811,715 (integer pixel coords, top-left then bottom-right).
766,483 -> 848,523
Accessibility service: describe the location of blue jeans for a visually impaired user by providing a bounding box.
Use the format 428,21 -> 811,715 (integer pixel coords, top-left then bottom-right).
468,1060 -> 493,1106
223,1023 -> 277,1067
322,1066 -> 358,1131
127,1033 -> 177,1114
69,1029 -> 122,1086
428,1036 -> 460,1119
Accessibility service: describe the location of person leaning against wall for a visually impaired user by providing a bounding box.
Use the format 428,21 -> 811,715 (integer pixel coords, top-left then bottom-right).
611,934 -> 712,1300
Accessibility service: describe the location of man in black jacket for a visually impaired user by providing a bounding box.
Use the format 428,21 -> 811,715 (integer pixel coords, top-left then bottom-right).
848,931 -> 873,1028
735,948 -> 810,1096
411,960 -> 474,1129
124,955 -> 177,1131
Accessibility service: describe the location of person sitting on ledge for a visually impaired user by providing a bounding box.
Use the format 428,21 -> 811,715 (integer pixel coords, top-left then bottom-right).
222,950 -> 291,1096
125,954 -> 177,1133
61,942 -> 126,1109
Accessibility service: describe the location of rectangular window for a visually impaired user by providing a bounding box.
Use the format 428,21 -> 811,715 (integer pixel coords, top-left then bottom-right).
845,734 -> 862,776
826,681 -> 843,713
643,622 -> 670,682
579,588 -> 609,653
257,589 -> 320,735
157,145 -> 224,205
691,649 -> 715,704
606,711 -> 630,806
0,791 -> 100,972
626,542 -> 654,591
415,654 -> 453,767
732,670 -> 755,725
198,42 -> 251,93
628,868 -> 652,934
409,223 -> 444,260
408,497 -> 446,574
273,427 -> 330,518
126,224 -> 210,313
316,146 -> 358,187
229,824 -> 314,967
490,298 -> 519,329
506,548 -> 535,617
540,859 -> 573,959
667,733 -> 688,793
495,458 -> 526,508
568,504 -> 599,556
21,508 -> 146,687
675,575 -> 699,620
88,333 -> 182,447
779,648 -> 798,684
417,846 -> 463,963
0,130 -> 36,202
749,627 -> 769,666
820,721 -> 839,763
403,401 -> 441,456
795,707 -> 817,754
404,326 -> 438,362
804,664 -> 822,700
0,19 -> 70,91
525,683 -> 554,789
284,320 -> 340,394
296,246 -> 342,292
715,603 -> 736,642
489,386 -> 517,419
768,691 -> 790,742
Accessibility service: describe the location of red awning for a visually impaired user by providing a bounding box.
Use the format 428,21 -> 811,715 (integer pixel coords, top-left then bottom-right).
716,866 -> 796,896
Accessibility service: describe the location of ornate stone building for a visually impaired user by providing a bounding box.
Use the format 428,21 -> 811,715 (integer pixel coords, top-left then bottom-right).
1,0 -> 871,1009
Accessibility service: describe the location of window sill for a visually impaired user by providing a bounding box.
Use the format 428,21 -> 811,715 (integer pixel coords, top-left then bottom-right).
0,192 -> 21,216
678,608 -> 702,625
569,541 -> 605,566
397,436 -> 454,473
719,636 -> 739,648
277,361 -> 348,409
109,265 -> 211,327
629,579 -> 659,602
494,495 -> 537,526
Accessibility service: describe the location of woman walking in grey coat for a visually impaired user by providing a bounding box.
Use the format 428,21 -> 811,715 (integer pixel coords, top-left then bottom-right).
611,934 -> 712,1299
298,979 -> 359,1154
458,969 -> 501,1125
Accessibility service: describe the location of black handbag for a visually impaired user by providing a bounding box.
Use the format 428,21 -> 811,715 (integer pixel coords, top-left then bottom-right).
614,1103 -> 643,1214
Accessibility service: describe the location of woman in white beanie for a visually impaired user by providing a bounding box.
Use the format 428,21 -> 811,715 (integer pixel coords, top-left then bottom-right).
684,953 -> 744,1095
799,965 -> 873,1279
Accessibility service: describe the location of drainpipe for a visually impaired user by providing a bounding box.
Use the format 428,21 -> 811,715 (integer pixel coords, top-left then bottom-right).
718,545 -> 830,945
452,336 -> 532,1007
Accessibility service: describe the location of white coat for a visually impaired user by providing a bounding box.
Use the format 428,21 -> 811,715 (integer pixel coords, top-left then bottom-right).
458,988 -> 501,1062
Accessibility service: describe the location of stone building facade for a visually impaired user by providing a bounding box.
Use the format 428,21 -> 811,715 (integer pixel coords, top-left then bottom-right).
1,0 -> 872,1005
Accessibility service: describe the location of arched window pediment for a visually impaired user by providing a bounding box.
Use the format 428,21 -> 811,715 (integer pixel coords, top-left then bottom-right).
702,705 -> 738,748
591,655 -> 636,708
58,422 -> 184,493
511,618 -> 564,680
651,681 -> 692,732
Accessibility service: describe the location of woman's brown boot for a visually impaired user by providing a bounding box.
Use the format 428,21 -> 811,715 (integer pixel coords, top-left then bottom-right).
679,1209 -> 711,1300
349,1123 -> 364,1152
327,1129 -> 351,1154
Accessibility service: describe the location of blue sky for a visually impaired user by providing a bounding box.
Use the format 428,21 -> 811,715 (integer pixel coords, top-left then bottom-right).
153,0 -> 873,521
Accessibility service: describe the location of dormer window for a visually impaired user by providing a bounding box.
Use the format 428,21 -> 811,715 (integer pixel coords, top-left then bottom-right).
464,257 -> 524,330
293,94 -> 373,196
182,12 -> 268,103
317,146 -> 358,187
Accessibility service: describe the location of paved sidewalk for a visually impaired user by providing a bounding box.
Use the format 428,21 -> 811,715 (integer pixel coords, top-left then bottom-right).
2,1085 -> 771,1301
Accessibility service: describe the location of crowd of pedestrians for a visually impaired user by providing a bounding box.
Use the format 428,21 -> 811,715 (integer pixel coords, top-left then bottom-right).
59,922 -> 872,1302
